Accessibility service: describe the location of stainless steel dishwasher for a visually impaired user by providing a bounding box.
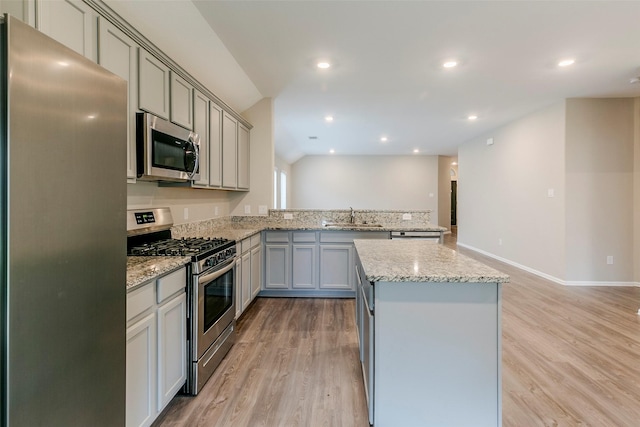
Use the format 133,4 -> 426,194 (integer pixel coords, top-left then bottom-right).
390,230 -> 443,243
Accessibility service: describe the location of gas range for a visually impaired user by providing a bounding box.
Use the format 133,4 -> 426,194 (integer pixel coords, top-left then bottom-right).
126,208 -> 236,273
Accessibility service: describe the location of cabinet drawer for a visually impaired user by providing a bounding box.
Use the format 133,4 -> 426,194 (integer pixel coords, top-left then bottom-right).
127,282 -> 154,322
157,267 -> 186,304
265,231 -> 289,243
320,231 -> 389,243
293,231 -> 317,243
250,233 -> 261,248
241,237 -> 251,254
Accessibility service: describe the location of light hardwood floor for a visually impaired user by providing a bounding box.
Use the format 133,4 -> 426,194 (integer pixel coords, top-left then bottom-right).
154,235 -> 640,426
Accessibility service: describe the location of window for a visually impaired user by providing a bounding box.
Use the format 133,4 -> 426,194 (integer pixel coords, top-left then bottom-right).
280,171 -> 287,209
274,168 -> 278,208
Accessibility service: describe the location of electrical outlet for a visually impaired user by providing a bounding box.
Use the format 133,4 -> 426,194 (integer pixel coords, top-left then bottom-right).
547,188 -> 555,198
607,256 -> 614,265
183,207 -> 189,219
244,205 -> 251,214
402,213 -> 412,220
486,138 -> 494,146
284,213 -> 293,220
498,238 -> 502,246
214,206 -> 219,216
259,205 -> 268,215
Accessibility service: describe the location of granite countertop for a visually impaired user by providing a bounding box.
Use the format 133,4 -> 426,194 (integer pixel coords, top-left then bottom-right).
125,221 -> 448,292
126,256 -> 191,291
354,239 -> 509,283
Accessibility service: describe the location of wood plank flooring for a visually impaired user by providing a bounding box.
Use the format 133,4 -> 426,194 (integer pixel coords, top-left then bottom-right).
154,234 -> 640,426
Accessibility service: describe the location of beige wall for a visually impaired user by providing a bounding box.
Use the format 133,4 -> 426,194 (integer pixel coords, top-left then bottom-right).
438,156 -> 454,229
127,182 -> 232,224
565,98 -> 635,283
636,98 -> 640,283
459,98 -> 639,285
458,102 -> 567,280
290,155 -> 439,213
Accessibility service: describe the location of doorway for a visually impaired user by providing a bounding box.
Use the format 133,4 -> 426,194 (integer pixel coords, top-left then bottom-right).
450,181 -> 457,235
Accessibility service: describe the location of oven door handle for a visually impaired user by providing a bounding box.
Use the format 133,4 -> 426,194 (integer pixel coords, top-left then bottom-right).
198,258 -> 235,285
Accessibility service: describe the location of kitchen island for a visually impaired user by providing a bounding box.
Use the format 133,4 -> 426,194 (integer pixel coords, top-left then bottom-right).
354,239 -> 509,427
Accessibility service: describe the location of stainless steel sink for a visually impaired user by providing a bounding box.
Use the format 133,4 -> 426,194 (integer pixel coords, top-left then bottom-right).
323,222 -> 383,228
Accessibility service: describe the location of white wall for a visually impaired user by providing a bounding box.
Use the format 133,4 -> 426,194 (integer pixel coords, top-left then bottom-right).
291,155 -> 439,212
565,98 -> 635,283
458,102 -> 567,280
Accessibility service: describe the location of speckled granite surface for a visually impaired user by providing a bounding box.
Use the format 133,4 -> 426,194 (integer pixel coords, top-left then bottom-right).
126,256 -> 190,291
354,240 -> 509,283
127,209 -> 448,291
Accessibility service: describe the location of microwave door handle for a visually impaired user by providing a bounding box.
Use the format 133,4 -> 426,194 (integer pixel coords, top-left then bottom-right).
186,133 -> 199,180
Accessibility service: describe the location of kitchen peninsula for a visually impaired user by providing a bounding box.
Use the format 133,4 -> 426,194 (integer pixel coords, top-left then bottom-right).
354,239 -> 509,427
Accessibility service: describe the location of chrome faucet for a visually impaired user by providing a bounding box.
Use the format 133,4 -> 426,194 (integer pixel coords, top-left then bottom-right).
350,207 -> 355,224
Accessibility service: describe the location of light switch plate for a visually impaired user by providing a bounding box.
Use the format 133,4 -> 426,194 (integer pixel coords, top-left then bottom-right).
183,207 -> 189,219
547,188 -> 555,198
258,205 -> 268,214
284,213 -> 293,220
244,205 -> 251,214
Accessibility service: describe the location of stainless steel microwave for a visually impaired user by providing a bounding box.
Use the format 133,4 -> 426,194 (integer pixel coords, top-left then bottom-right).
136,112 -> 200,182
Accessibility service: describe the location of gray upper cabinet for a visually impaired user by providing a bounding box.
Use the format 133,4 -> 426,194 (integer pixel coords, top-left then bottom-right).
138,48 -> 170,120
97,17 -> 138,181
221,112 -> 238,189
192,90 -> 209,187
237,123 -> 250,190
0,0 -> 36,26
37,0 -> 96,61
170,72 -> 193,130
209,103 -> 223,188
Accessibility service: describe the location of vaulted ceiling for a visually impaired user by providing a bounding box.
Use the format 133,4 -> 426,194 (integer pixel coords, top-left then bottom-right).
193,1 -> 640,163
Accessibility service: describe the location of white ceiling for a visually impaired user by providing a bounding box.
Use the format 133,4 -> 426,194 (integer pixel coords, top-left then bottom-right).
192,1 -> 640,164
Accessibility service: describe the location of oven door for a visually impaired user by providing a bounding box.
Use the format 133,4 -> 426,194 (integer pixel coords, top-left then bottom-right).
196,258 -> 235,358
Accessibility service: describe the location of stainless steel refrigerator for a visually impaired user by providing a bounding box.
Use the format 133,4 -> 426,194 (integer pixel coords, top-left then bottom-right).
0,15 -> 127,426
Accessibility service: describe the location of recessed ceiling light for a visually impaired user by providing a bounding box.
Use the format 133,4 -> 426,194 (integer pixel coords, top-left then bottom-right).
558,59 -> 575,67
325,116 -> 334,122
317,61 -> 331,69
451,162 -> 458,165
380,136 -> 388,142
413,149 -> 419,154
443,61 -> 458,68
329,149 -> 335,154
468,115 -> 478,121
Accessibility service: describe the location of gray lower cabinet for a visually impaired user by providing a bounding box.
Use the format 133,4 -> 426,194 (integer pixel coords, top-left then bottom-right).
236,233 -> 262,318
319,245 -> 353,290
126,266 -> 187,427
262,230 -> 388,297
97,17 -> 138,181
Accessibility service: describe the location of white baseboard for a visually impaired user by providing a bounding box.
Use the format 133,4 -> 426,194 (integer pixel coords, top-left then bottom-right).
455,241 -> 639,287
